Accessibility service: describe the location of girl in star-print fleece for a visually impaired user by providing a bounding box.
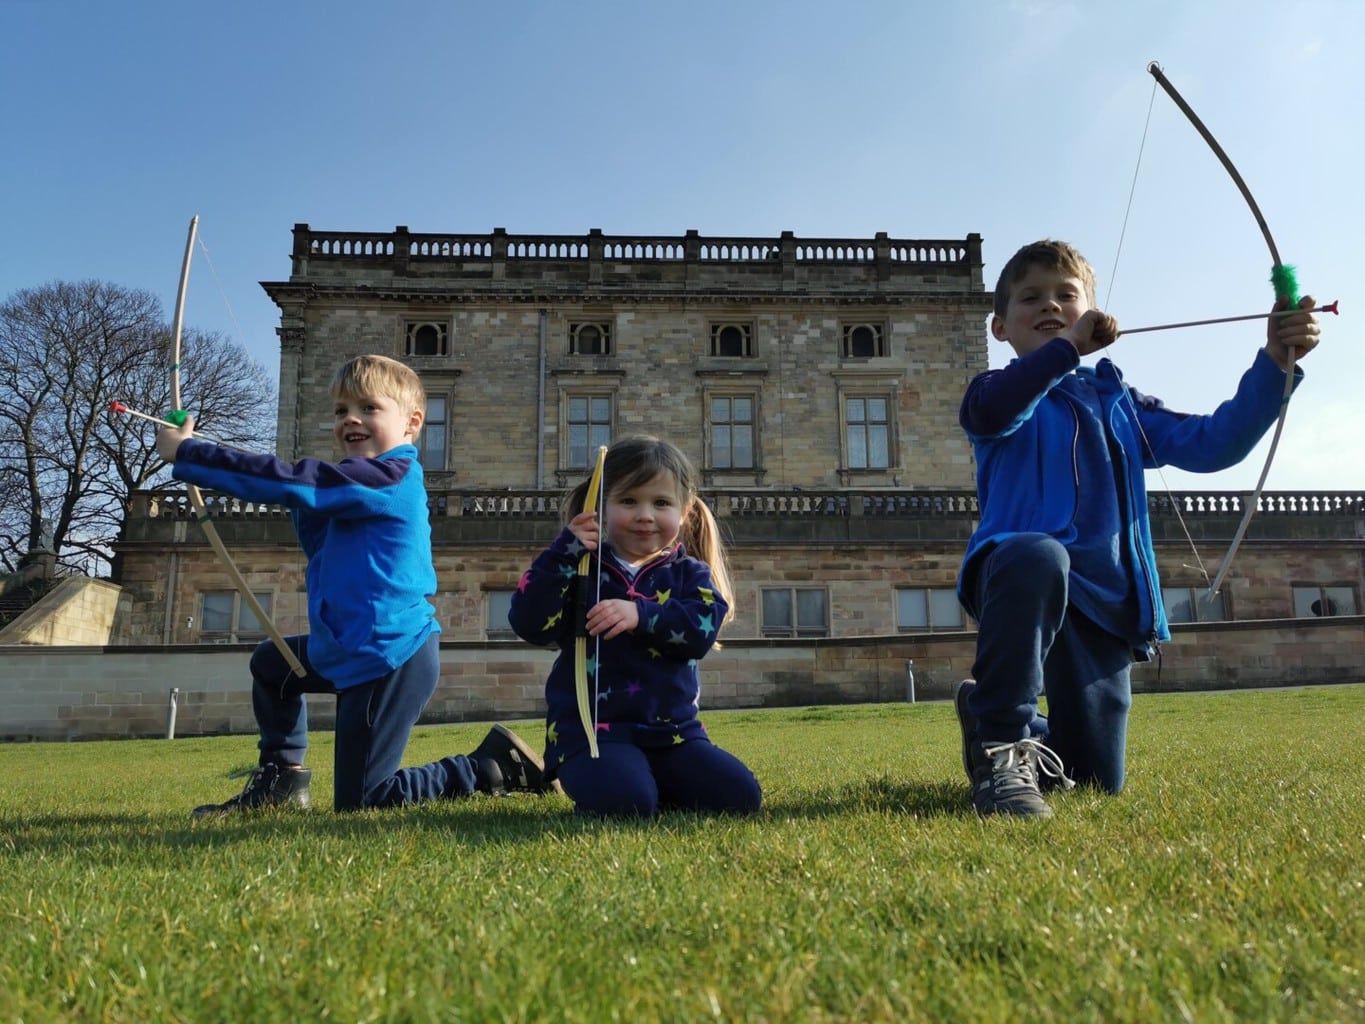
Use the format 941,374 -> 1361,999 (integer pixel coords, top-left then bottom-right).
508,436 -> 762,818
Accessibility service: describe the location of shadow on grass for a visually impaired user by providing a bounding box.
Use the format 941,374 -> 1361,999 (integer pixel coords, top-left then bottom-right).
763,776 -> 968,821
3,775 -> 973,861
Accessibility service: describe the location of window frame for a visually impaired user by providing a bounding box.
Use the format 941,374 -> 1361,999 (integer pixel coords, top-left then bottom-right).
402,318 -> 450,357
833,371 -> 901,477
1160,586 -> 1228,624
198,589 -> 275,642
709,321 -> 754,358
485,590 -> 517,640
1291,584 -> 1357,618
760,586 -> 829,638
705,388 -> 759,471
894,587 -> 965,632
841,321 -> 887,359
569,320 -> 613,357
560,387 -> 616,471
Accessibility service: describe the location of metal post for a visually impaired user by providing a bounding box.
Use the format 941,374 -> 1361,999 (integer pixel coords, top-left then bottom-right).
905,660 -> 915,703
165,687 -> 180,740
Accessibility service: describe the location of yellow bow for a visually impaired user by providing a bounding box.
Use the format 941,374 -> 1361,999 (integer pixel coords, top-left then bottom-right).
574,445 -> 607,758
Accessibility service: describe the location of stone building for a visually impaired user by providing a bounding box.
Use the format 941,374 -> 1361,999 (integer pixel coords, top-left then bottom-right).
118,226 -> 998,647
75,224 -> 1360,740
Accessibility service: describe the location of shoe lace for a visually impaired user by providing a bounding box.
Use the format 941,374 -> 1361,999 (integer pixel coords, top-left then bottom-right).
1032,743 -> 1076,792
981,738 -> 1068,796
226,765 -> 277,803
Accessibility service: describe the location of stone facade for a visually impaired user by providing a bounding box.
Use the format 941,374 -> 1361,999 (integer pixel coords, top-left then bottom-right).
77,225 -> 1365,743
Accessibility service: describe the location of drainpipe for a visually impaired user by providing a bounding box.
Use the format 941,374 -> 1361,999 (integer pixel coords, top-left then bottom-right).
537,309 -> 548,488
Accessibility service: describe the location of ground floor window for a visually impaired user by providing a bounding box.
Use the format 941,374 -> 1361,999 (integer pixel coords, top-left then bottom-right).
199,590 -> 272,642
760,587 -> 828,637
1292,585 -> 1357,618
1162,587 -> 1227,624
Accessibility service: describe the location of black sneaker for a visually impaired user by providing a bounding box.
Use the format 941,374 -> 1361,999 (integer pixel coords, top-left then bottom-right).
192,763 -> 312,818
967,738 -> 1055,818
470,725 -> 551,796
953,679 -> 978,785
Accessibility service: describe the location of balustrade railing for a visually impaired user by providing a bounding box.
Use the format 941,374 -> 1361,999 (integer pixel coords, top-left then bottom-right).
291,225 -> 983,271
139,489 -> 1362,524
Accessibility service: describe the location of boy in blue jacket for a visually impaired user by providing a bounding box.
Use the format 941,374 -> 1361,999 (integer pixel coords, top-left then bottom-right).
955,240 -> 1321,818
157,353 -> 549,815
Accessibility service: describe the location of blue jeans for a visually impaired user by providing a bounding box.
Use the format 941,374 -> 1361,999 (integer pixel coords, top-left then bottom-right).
250,633 -> 476,811
966,533 -> 1133,793
556,739 -> 763,818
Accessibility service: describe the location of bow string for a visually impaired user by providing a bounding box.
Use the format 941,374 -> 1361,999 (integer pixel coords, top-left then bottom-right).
1138,64 -> 1303,603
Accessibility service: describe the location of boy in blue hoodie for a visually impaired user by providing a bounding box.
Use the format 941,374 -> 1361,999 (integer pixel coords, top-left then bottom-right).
955,240 -> 1321,818
158,354 -> 549,815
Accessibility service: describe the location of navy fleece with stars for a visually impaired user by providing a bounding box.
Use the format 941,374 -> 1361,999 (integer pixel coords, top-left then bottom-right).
508,527 -> 728,778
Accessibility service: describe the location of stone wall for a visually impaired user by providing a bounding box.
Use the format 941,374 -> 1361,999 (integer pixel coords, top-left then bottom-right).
0,578 -> 122,645
3,617 -> 1360,742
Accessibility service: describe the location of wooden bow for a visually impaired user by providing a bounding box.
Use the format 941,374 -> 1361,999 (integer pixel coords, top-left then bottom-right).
169,216 -> 306,677
573,445 -> 607,758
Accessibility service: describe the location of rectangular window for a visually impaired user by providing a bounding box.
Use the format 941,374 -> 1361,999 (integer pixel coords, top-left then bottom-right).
761,587 -> 828,638
709,394 -> 755,469
846,396 -> 890,469
1292,585 -> 1357,618
1161,587 -> 1227,624
199,590 -> 273,641
895,588 -> 964,631
418,395 -> 448,471
567,394 -> 612,468
486,591 -> 516,640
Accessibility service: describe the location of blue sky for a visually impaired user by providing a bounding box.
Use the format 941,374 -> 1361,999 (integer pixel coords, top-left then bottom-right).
3,0 -> 1360,492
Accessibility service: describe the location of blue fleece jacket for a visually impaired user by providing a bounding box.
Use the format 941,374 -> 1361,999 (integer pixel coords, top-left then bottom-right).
958,338 -> 1301,653
508,528 -> 727,776
172,440 -> 439,689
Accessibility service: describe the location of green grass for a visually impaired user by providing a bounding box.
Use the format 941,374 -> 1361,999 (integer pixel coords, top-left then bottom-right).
1,687 -> 1362,1023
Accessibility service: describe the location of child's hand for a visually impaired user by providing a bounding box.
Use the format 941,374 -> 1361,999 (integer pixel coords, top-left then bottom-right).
1062,309 -> 1120,356
155,415 -> 195,463
586,598 -> 639,640
568,510 -> 600,551
1265,294 -> 1320,372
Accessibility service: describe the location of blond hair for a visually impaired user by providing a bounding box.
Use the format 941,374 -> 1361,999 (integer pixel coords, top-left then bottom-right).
992,239 -> 1098,317
330,354 -> 426,431
565,436 -> 735,632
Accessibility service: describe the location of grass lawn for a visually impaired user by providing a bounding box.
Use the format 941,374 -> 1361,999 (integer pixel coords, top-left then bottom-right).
1,686 -> 1361,1023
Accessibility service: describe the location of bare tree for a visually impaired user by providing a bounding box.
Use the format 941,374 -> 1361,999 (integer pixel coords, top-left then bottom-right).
0,280 -> 276,576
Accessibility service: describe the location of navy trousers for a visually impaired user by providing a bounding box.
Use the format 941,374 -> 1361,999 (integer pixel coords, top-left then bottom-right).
967,533 -> 1134,793
556,738 -> 763,818
250,633 -> 477,811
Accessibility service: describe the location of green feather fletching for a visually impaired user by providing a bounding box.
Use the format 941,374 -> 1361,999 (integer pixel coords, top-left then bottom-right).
166,409 -> 188,427
1271,264 -> 1300,306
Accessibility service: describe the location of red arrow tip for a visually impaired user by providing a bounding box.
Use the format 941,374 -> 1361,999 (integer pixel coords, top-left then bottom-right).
110,400 -> 128,413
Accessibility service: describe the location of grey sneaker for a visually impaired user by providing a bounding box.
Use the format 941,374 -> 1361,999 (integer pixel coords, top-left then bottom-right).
192,763 -> 312,818
953,679 -> 978,784
968,738 -> 1058,818
470,724 -> 552,796
958,680 -> 1074,794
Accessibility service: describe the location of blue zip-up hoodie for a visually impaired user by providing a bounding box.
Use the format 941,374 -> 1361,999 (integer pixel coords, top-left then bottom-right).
172,440 -> 439,689
959,338 -> 1301,654
508,528 -> 728,777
